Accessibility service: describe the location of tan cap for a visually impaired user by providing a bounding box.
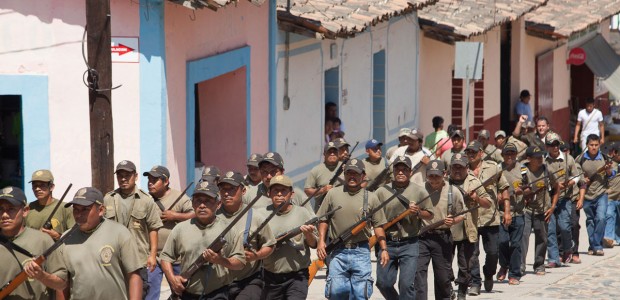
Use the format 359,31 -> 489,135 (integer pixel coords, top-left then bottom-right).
29,169 -> 54,183
269,175 -> 293,188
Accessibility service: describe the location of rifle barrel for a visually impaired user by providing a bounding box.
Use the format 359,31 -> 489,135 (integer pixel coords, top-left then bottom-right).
43,183 -> 73,230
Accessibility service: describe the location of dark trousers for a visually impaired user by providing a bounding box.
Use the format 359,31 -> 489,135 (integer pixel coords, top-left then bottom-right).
521,211 -> 548,273
499,215 -> 525,279
139,267 -> 150,299
375,237 -> 419,300
471,225 -> 499,286
262,269 -> 309,300
451,240 -> 476,287
229,271 -> 263,300
180,286 -> 228,300
571,202 -> 581,255
414,231 -> 453,300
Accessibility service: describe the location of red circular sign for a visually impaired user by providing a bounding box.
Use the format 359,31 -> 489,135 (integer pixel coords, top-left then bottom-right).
567,47 -> 586,65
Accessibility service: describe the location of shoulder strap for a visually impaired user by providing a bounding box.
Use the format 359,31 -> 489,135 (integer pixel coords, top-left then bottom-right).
448,184 -> 454,215
0,236 -> 35,258
154,199 -> 166,211
363,190 -> 369,218
243,208 -> 254,245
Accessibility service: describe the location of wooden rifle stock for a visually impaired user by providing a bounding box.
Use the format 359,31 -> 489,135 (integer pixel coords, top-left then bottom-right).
42,183 -> 73,230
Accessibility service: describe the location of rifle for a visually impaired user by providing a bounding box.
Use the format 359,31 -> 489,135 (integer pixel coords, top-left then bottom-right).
308,188 -> 404,285
169,191 -> 262,300
368,189 -> 440,247
165,182 -> 194,211
418,205 -> 480,236
244,196 -> 288,250
275,206 -> 342,242
585,159 -> 613,186
431,137 -> 452,158
0,224 -> 79,298
365,161 -> 394,192
42,183 -> 73,230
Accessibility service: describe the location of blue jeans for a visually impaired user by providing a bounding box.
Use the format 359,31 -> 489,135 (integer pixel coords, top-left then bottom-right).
604,199 -> 620,244
547,198 -> 573,264
375,238 -> 419,300
325,243 -> 373,300
583,194 -> 608,251
499,215 -> 524,279
146,262 -> 181,300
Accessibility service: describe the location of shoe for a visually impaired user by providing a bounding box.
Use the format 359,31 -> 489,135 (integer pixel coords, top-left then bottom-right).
595,249 -> 605,256
588,249 -> 595,255
484,277 -> 494,292
603,238 -> 614,248
546,262 -> 560,268
497,267 -> 507,281
457,285 -> 468,300
508,278 -> 520,285
468,285 -> 480,296
561,252 -> 573,264
571,255 -> 581,264
535,270 -> 546,275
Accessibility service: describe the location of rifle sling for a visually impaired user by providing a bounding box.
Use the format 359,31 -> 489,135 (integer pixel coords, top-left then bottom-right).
0,236 -> 35,258
154,199 -> 166,211
243,208 -> 254,246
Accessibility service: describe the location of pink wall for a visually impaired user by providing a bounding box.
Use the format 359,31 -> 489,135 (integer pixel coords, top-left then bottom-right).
164,1 -> 270,185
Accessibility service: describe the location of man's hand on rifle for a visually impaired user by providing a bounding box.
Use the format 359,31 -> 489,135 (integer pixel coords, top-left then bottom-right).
444,215 -> 455,227
170,275 -> 187,295
24,260 -> 45,280
161,210 -> 180,222
320,185 -> 333,195
203,248 -> 225,265
41,227 -> 61,241
316,240 -> 327,261
408,202 -> 420,215
244,249 -> 259,262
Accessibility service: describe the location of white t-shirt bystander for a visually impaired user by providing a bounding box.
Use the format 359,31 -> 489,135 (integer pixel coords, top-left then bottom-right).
577,107 -> 603,149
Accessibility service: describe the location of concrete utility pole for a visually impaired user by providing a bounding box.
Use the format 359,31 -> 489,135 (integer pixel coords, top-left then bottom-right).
86,0 -> 114,192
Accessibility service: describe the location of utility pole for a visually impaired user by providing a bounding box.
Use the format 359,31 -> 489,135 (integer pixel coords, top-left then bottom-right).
86,0 -> 114,192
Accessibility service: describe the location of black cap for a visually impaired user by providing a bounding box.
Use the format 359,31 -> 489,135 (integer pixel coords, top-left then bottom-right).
260,152 -> 284,169
0,186 -> 27,206
344,158 -> 365,174
502,143 -> 518,154
143,165 -> 170,179
465,140 -> 483,152
201,166 -> 221,181
246,153 -> 263,168
218,171 -> 245,187
526,146 -> 545,158
451,130 -> 464,138
115,160 -> 136,173
193,181 -> 219,198
65,187 -> 103,207
324,141 -> 338,153
426,160 -> 446,176
450,153 -> 468,167
393,156 -> 413,169
333,138 -> 351,149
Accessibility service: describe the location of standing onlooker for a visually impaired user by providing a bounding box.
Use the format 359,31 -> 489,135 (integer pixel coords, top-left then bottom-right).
604,144 -> 620,247
515,89 -> 533,122
424,116 -> 448,153
574,98 -> 605,151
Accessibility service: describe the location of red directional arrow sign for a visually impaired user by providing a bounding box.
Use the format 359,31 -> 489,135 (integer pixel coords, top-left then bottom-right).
111,43 -> 134,56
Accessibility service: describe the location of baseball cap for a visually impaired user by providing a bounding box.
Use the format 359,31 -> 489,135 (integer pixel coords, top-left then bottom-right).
269,175 -> 293,188
398,128 -> 411,137
201,166 -> 221,181
478,130 -> 490,139
260,152 -> 284,169
324,141 -> 338,153
333,138 -> 351,149
522,120 -> 535,129
520,89 -> 531,98
193,181 -> 219,198
64,187 -> 103,207
29,169 -> 54,183
344,158 -> 365,174
465,140 -> 482,152
408,128 -> 423,140
0,186 -> 27,206
218,171 -> 245,187
393,156 -> 412,169
426,160 -> 445,176
526,146 -> 545,157
115,160 -> 137,173
559,141 -> 569,152
451,130 -> 464,138
450,153 -> 468,167
502,143 -> 518,154
365,139 -> 383,149
246,153 -> 264,168
143,165 -> 170,179
494,130 -> 506,139
545,132 -> 561,145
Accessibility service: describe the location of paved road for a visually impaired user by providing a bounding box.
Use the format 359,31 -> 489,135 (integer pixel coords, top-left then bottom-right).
161,209 -> 620,299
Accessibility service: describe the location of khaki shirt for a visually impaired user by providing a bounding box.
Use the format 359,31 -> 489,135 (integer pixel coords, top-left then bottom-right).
261,205 -> 318,273
422,181 -> 466,230
441,149 -> 464,171
217,204 -> 276,281
104,187 -> 164,265
0,228 -> 63,300
517,132 -> 546,149
523,163 -> 558,213
545,152 -> 581,200
500,163 -> 526,216
577,153 -> 609,200
506,136 -> 528,161
154,189 -> 194,252
449,175 -> 488,242
483,144 -> 504,164
304,163 -> 339,189
375,182 -> 432,239
390,146 -> 432,185
25,198 -> 75,234
160,217 -> 246,295
53,220 -> 143,300
363,157 -> 387,184
317,186 -> 387,243
243,183 -> 314,213
473,161 -> 510,227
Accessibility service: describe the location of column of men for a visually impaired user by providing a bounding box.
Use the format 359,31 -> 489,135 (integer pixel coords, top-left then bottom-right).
2,119 -> 618,300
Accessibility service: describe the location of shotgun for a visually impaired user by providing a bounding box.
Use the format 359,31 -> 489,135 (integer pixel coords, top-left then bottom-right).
42,183 -> 73,230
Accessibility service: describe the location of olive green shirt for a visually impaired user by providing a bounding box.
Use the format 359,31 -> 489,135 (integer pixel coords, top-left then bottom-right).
422,181 -> 466,230
577,153 -> 610,200
217,204 -> 276,281
53,220 -> 143,300
500,163 -> 526,216
482,144 -> 504,164
104,187 -> 164,265
374,182 -> 432,239
317,186 -> 387,243
0,228 -> 62,300
449,175 -> 488,242
545,152 -> 580,200
160,217 -> 246,295
25,198 -> 75,235
154,189 -> 194,252
523,163 -> 558,213
363,157 -> 387,184
304,163 -> 339,189
261,205 -> 318,273
243,183 -> 313,213
473,161 -> 510,227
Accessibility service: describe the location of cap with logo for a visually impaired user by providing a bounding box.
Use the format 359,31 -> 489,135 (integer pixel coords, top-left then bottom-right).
115,160 -> 137,173
143,165 -> 170,179
193,181 -> 219,198
494,130 -> 506,139
502,143 -> 518,154
324,141 -> 338,153
545,132 -> 561,145
201,166 -> 221,181
451,130 -> 464,138
260,152 -> 284,169
465,140 -> 482,152
269,175 -> 293,188
398,128 -> 412,138
478,130 -> 490,139
29,169 -> 54,183
218,171 -> 245,187
526,146 -> 545,157
408,128 -> 423,140
246,153 -> 264,168
344,158 -> 365,174
365,139 -> 383,149
450,153 -> 469,167
333,138 -> 351,149
0,186 -> 27,206
393,156 -> 413,169
426,160 -> 446,176
64,187 -> 103,207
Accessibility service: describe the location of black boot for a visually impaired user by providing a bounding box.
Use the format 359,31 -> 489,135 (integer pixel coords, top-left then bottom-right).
458,285 -> 468,300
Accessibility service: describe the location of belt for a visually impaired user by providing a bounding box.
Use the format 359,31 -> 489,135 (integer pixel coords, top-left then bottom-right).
386,235 -> 417,243
421,229 -> 451,236
339,241 -> 368,249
